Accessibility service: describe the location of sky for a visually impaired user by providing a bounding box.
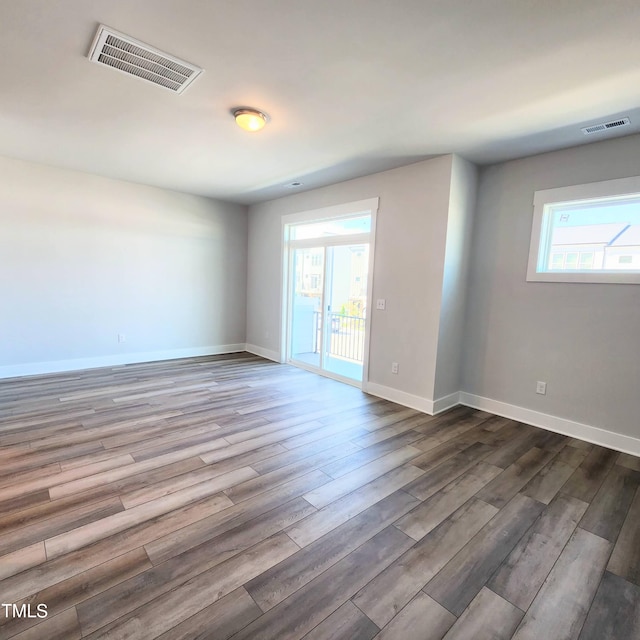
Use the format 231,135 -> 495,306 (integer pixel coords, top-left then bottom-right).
292,215 -> 371,240
552,198 -> 640,227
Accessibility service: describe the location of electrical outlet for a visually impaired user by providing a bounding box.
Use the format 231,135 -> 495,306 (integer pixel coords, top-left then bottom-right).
536,381 -> 547,395
391,362 -> 399,374
118,334 -> 126,343
376,299 -> 386,310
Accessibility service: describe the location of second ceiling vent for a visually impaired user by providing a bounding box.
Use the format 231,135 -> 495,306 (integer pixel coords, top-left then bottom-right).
581,117 -> 630,135
88,25 -> 203,94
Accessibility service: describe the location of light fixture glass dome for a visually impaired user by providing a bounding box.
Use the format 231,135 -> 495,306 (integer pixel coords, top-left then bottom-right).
233,108 -> 268,132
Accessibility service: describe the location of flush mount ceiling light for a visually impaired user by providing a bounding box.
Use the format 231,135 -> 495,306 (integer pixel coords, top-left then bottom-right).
233,108 -> 269,132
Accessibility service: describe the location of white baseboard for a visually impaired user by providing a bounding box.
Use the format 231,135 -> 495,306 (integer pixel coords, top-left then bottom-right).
365,382 -> 436,415
364,383 -> 462,416
245,344 -> 282,363
433,391 -> 462,414
0,344 -> 247,380
459,392 -> 640,458
361,383 -> 640,456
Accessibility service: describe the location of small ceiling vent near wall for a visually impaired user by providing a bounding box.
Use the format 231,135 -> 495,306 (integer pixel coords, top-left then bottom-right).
581,117 -> 631,135
88,25 -> 203,94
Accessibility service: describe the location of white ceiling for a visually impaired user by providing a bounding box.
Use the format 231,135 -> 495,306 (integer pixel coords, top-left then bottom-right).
1,1 -> 639,204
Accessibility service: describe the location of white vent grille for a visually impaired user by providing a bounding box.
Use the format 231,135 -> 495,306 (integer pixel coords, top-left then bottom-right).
581,117 -> 631,135
88,25 -> 203,94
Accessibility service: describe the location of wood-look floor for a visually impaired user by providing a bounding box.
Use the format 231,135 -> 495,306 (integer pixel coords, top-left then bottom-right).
0,353 -> 639,640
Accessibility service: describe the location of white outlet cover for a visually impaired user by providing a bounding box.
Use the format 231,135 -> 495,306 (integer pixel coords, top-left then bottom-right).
376,299 -> 386,310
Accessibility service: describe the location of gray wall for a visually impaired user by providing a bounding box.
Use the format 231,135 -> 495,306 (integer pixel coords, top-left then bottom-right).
462,134 -> 640,438
247,156 -> 454,401
434,155 -> 478,399
0,156 -> 248,375
6,131 -> 638,441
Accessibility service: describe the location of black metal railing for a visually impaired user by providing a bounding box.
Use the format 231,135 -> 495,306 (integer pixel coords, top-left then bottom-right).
312,311 -> 366,362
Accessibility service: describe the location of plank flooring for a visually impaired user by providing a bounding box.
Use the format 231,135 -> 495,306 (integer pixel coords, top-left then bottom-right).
0,353 -> 639,639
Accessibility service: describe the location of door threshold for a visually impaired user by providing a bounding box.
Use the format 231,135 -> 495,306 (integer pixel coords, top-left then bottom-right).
287,359 -> 363,389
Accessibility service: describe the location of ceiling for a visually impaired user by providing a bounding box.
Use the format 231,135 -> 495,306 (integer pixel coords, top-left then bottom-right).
1,1 -> 639,204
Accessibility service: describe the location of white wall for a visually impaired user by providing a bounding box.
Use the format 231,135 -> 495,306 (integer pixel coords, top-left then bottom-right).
0,156 -> 248,377
247,156 -> 455,407
462,134 -> 640,440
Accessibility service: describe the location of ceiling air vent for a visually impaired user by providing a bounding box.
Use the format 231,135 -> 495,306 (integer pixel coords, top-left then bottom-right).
581,117 -> 631,135
88,25 -> 203,94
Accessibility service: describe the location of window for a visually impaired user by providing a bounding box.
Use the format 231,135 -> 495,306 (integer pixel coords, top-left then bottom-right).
564,252 -> 579,270
289,215 -> 371,240
527,176 -> 640,284
550,253 -> 564,269
578,252 -> 594,269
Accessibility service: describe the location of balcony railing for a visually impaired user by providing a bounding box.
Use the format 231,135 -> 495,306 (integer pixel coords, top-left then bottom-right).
313,311 -> 365,363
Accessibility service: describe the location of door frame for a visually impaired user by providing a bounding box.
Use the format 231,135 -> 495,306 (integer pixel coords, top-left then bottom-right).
280,198 -> 379,389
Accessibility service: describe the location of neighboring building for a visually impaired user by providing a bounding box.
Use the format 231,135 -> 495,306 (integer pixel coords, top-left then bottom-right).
605,224 -> 640,269
294,245 -> 368,317
550,223 -> 640,270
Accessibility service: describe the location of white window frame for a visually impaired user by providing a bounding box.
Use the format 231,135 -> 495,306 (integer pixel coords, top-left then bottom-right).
527,175 -> 640,284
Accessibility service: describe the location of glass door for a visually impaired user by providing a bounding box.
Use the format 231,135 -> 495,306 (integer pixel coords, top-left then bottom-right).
285,209 -> 375,387
290,247 -> 324,369
322,244 -> 368,381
